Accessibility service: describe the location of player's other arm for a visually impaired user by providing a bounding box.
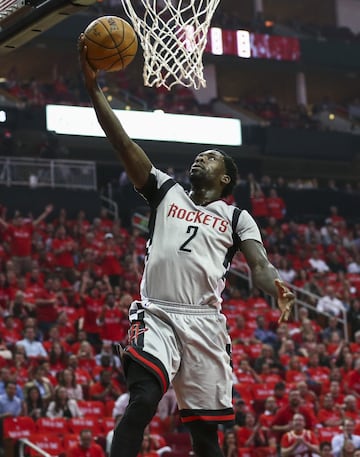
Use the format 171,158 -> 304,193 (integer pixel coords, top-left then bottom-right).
240,239 -> 295,322
78,34 -> 152,189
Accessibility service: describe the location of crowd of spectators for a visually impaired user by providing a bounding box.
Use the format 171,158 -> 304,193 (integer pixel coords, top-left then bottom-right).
0,167 -> 359,456
0,66 -> 213,117
0,169 -> 360,457
1,64 -> 359,135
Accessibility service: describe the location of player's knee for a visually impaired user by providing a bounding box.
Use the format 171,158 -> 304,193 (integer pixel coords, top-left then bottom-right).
126,382 -> 162,425
188,422 -> 223,457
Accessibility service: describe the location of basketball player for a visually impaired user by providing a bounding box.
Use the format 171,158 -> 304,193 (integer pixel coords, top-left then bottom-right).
78,35 -> 295,457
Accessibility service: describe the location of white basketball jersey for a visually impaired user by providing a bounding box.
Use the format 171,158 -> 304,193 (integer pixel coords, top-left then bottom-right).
137,167 -> 262,309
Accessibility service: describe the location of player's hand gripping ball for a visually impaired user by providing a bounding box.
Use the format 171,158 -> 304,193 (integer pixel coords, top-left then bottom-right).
83,16 -> 138,72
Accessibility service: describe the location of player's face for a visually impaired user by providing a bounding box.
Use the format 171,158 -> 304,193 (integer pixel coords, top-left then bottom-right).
189,150 -> 227,184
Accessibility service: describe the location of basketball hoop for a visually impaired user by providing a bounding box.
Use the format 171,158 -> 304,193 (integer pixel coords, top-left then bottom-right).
120,0 -> 220,90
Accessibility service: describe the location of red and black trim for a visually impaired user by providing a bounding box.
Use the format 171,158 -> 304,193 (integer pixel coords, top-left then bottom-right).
180,408 -> 235,424
123,346 -> 169,394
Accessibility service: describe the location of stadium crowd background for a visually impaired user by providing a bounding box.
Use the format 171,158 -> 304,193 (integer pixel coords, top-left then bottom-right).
0,0 -> 360,456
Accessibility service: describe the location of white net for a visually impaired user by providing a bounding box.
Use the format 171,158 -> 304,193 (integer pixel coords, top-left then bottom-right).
120,0 -> 220,90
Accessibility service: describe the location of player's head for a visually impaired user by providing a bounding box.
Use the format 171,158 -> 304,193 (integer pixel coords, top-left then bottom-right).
189,148 -> 238,197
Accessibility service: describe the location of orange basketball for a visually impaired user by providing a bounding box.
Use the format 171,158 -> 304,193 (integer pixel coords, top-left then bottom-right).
83,16 -> 138,72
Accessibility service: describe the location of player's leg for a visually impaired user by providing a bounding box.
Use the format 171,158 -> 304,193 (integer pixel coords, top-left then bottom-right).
172,311 -> 234,456
187,421 -> 224,457
110,359 -> 163,457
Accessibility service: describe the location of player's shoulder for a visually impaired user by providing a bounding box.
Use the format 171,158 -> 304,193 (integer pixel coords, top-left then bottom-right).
151,166 -> 177,185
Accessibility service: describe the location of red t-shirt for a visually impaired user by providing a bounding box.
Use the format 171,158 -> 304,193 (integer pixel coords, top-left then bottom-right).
89,381 -> 121,401
317,407 -> 342,426
35,288 -> 58,323
77,261 -> 103,279
9,365 -> 30,387
7,223 -> 33,256
25,271 -> 45,288
2,328 -> 21,346
271,405 -> 316,439
99,246 -> 124,276
307,366 -> 330,384
82,295 -> 105,334
37,250 -> 57,271
67,442 -> 105,457
52,237 -> 75,268
251,196 -> 269,218
229,327 -> 253,342
98,307 -> 127,342
73,367 -> 92,386
345,369 -> 360,395
259,411 -> 277,429
266,197 -> 286,220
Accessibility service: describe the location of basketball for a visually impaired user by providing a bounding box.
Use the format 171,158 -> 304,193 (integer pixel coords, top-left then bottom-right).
83,16 -> 138,72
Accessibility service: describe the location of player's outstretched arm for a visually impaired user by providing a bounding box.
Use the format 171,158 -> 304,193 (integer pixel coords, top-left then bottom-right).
78,34 -> 152,189
240,239 -> 295,322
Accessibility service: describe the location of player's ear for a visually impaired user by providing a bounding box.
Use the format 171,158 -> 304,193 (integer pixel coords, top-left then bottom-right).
221,174 -> 231,185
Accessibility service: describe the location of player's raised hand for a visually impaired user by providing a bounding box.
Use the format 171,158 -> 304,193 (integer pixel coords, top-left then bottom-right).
77,33 -> 97,85
275,278 -> 295,323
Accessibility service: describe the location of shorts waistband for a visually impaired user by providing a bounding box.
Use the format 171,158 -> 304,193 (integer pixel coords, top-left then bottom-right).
145,299 -> 220,315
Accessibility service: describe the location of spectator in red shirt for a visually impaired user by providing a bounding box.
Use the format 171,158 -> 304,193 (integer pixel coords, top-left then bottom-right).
25,265 -> 45,288
2,315 -> 21,349
12,276 -> 37,308
66,354 -> 92,391
344,358 -> 360,398
80,230 -> 102,253
97,292 -> 128,345
316,393 -> 343,428
280,413 -> 319,457
221,429 -> 239,457
89,369 -> 122,403
9,347 -> 30,388
77,248 -> 103,280
340,394 -> 359,423
250,187 -> 269,226
296,381 -> 318,415
258,396 -> 278,447
67,429 -> 105,457
34,277 -> 58,336
266,188 -> 286,221
229,315 -> 254,345
52,225 -> 76,283
236,411 -> 267,448
34,239 -> 57,274
71,329 -> 93,356
43,324 -> 71,354
55,311 -> 76,345
306,352 -> 330,387
99,233 -> 124,287
246,287 -> 269,310
48,341 -> 68,376
0,205 -> 53,274
76,341 -> 96,372
72,210 -> 91,235
271,388 -> 316,441
99,208 -> 114,232
325,380 -> 345,407
79,274 -> 108,349
326,206 -> 345,227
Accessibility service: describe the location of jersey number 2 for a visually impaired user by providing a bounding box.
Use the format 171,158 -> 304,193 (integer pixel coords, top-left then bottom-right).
179,225 -> 199,252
